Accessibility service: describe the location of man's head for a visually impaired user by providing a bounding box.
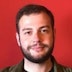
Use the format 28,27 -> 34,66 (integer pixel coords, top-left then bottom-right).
16,4 -> 54,33
16,4 -> 55,63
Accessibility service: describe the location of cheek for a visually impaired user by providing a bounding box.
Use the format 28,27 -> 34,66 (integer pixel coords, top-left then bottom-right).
20,36 -> 31,49
43,34 -> 53,45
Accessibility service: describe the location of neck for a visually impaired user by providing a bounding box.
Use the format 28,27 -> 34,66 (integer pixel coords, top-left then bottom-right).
24,57 -> 53,72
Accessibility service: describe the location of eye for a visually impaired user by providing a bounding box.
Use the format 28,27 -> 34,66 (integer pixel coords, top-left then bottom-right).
24,31 -> 32,35
41,28 -> 49,33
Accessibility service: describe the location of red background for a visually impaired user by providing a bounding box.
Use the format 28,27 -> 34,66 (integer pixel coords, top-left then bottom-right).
0,0 -> 72,68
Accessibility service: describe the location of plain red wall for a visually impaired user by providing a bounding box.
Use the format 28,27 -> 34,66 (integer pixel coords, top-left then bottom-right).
0,0 -> 72,68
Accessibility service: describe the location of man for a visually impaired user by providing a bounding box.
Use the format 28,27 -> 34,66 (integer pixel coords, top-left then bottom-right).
0,4 -> 72,72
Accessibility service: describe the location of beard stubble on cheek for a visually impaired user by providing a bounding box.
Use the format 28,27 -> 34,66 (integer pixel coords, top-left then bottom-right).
20,41 -> 54,63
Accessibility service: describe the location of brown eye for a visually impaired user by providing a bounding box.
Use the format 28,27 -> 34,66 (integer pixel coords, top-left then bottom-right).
41,28 -> 49,34
24,31 -> 32,35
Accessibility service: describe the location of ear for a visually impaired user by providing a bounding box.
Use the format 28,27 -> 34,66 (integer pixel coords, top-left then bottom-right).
16,32 -> 20,46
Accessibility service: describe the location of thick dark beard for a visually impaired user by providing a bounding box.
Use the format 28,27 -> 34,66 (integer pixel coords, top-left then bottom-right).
20,41 -> 54,64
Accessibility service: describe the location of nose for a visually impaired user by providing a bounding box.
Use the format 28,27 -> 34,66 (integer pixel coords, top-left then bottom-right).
32,32 -> 42,44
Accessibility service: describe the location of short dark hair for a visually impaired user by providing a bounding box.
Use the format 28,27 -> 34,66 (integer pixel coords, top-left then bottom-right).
16,4 -> 54,33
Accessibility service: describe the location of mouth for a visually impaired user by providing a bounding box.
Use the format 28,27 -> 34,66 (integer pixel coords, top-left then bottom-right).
31,46 -> 44,52
29,43 -> 47,52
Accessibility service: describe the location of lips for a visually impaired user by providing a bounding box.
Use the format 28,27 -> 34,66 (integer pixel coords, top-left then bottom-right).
31,46 -> 44,52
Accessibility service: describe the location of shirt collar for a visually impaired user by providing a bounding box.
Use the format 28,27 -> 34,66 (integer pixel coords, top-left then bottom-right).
17,55 -> 58,72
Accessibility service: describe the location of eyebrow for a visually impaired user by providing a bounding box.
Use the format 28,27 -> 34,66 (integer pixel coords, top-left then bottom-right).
22,28 -> 32,31
39,25 -> 50,29
22,25 -> 50,31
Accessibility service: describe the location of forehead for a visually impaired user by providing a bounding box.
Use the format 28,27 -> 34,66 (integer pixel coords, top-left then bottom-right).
19,12 -> 51,29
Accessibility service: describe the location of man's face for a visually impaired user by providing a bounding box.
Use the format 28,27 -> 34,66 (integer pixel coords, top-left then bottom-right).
16,12 -> 55,63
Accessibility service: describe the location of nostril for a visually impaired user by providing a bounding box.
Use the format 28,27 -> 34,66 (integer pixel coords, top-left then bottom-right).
33,40 -> 40,43
32,32 -> 42,44
33,36 -> 41,43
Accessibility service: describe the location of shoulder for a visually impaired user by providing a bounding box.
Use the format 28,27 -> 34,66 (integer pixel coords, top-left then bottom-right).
51,56 -> 72,72
0,67 -> 9,72
58,64 -> 72,72
55,62 -> 72,72
0,66 -> 15,72
0,59 -> 24,72
0,64 -> 20,72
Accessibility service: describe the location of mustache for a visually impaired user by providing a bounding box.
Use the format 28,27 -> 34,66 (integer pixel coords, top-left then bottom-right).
28,42 -> 49,49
